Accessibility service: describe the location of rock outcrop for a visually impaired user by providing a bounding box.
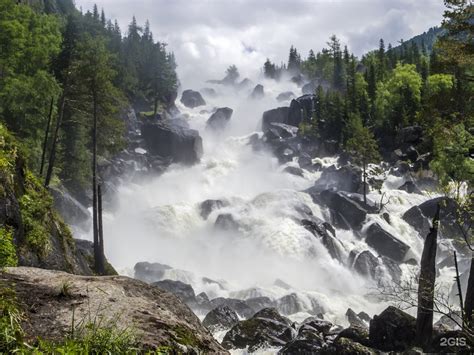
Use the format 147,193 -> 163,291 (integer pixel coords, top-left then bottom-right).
1,267 -> 225,353
180,90 -> 206,108
206,107 -> 233,131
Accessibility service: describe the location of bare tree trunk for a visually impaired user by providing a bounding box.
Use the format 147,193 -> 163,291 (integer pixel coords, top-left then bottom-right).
40,97 -> 54,177
45,93 -> 66,187
465,253 -> 474,329
153,98 -> 158,117
454,251 -> 465,327
92,88 -> 100,275
97,183 -> 105,275
415,203 -> 440,350
363,160 -> 367,205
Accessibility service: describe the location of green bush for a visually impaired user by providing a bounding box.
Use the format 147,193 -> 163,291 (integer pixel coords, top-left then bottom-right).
0,227 -> 17,267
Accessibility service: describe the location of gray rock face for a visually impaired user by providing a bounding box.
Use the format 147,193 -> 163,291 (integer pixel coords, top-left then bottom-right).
261,107 -> 290,132
215,213 -> 239,231
351,250 -> 379,279
209,297 -> 255,319
365,223 -> 410,262
397,181 -> 422,194
141,119 -> 203,165
152,279 -> 196,304
301,219 -> 344,261
315,164 -> 362,193
222,308 -> 293,352
134,261 -> 172,283
202,305 -> 239,333
180,89 -> 206,108
369,306 -> 416,352
206,107 -> 233,131
319,190 -> 369,230
288,94 -> 315,127
264,123 -> 299,141
250,84 -> 265,99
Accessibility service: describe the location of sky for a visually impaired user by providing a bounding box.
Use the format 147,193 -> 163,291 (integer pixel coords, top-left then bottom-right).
75,0 -> 446,88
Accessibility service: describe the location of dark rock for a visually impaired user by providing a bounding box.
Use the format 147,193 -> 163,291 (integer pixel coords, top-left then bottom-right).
49,186 -> 90,228
276,91 -> 295,102
346,308 -> 367,328
398,181 -> 422,194
180,89 -> 206,108
358,312 -> 371,323
326,337 -> 377,354
337,326 -> 370,347
302,219 -> 344,261
351,250 -> 379,279
369,306 -> 416,352
280,320 -> 325,354
301,317 -> 333,335
134,261 -> 172,283
284,166 -> 305,177
365,223 -> 410,262
214,213 -> 239,231
276,293 -> 323,316
315,165 -> 362,193
397,126 -> 423,145
250,84 -> 265,99
381,256 -> 402,283
202,305 -> 239,332
199,199 -> 226,220
288,95 -> 315,127
141,119 -> 203,165
264,123 -> 299,141
261,107 -> 289,131
222,308 -> 293,351
206,107 -> 233,131
152,279 -> 196,303
319,190 -> 368,230
209,297 -> 254,319
402,206 -> 430,236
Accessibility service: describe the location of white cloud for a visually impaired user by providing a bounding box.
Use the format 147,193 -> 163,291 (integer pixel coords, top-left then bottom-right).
75,0 -> 445,88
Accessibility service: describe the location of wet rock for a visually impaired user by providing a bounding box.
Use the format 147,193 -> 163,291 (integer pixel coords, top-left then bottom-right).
326,337 -> 377,354
261,107 -> 290,131
284,166 -> 305,177
246,297 -> 275,313
152,279 -> 196,304
276,293 -> 324,316
134,261 -> 172,283
180,89 -> 206,108
214,213 -> 239,231
141,119 -> 203,165
319,190 -> 368,230
276,91 -> 295,102
279,320 -> 325,354
337,326 -> 370,347
302,219 -> 344,261
222,308 -> 293,352
315,165 -> 362,193
351,250 -> 379,279
206,107 -> 233,131
250,84 -> 265,99
202,305 -> 239,333
346,308 -> 368,329
199,199 -> 226,220
209,297 -> 254,319
264,123 -> 298,141
358,312 -> 371,323
301,317 -> 333,335
398,181 -> 422,194
369,306 -> 416,352
381,256 -> 402,283
365,223 -> 410,262
288,94 -> 315,127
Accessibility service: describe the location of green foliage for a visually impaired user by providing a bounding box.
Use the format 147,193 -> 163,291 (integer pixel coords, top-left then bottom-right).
19,171 -> 54,256
431,123 -> 474,196
0,286 -> 24,353
0,227 -> 17,267
345,113 -> 381,167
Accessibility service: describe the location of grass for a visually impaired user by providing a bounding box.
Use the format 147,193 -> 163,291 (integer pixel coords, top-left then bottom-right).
0,227 -> 18,268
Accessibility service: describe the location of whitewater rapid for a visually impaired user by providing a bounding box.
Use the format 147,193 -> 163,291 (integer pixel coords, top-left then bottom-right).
77,76 -> 458,332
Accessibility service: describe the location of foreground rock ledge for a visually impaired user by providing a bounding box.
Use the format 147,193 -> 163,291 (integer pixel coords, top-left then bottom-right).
1,267 -> 226,353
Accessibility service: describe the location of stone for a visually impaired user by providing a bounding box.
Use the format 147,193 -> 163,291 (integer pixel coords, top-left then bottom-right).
152,279 -> 196,304
261,107 -> 290,132
250,84 -> 265,99
202,305 -> 239,333
199,199 -> 226,220
206,107 -> 233,131
180,89 -> 206,108
365,223 -> 410,262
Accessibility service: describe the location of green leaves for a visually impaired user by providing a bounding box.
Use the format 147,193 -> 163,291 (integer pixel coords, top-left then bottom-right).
345,113 -> 381,167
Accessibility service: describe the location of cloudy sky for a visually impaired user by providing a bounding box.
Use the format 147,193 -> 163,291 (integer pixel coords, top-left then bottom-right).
75,0 -> 446,87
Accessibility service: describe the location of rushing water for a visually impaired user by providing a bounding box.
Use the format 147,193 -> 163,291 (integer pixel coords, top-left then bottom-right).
78,76 -> 458,334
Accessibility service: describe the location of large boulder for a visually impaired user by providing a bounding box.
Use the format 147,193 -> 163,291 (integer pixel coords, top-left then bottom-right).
369,306 -> 416,352
396,125 -> 423,146
209,297 -> 254,319
180,89 -> 206,108
276,91 -> 295,102
264,123 -> 298,141
49,186 -> 90,228
152,279 -> 196,304
250,84 -> 265,99
351,250 -> 379,279
288,95 -> 315,127
319,190 -> 369,230
202,305 -> 239,333
222,308 -> 293,352
397,181 -> 422,194
199,199 -> 227,220
214,213 -> 239,231
141,119 -> 203,165
261,107 -> 290,132
325,337 -> 377,354
279,319 -> 327,354
365,223 -> 410,262
301,219 -> 344,261
206,107 -> 233,131
134,261 -> 172,283
2,267 -> 225,353
315,165 -> 362,193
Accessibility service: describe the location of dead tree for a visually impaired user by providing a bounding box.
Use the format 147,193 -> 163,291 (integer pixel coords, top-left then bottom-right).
465,254 -> 474,328
44,94 -> 66,187
415,203 -> 440,350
